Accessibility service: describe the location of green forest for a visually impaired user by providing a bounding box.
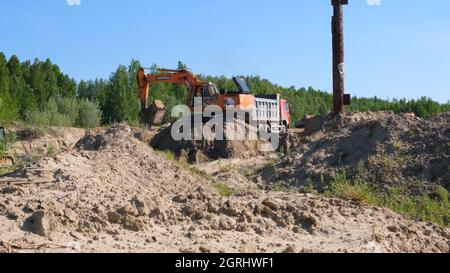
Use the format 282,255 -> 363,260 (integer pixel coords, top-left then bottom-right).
0,52 -> 449,128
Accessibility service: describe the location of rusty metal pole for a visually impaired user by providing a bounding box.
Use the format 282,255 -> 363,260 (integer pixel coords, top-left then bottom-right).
331,0 -> 348,115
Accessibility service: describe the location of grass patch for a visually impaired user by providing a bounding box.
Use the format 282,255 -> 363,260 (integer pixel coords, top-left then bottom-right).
0,167 -> 15,176
0,132 -> 17,158
379,185 -> 450,227
157,150 -> 176,161
392,141 -> 403,151
328,171 -> 450,227
242,164 -> 271,178
175,158 -> 212,180
47,144 -> 56,157
304,181 -> 316,194
214,183 -> 234,197
242,167 -> 256,177
31,153 -> 42,162
219,164 -> 233,173
328,171 -> 377,204
189,166 -> 212,179
273,182 -> 284,192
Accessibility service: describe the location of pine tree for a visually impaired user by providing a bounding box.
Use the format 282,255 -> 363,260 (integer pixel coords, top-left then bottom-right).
7,55 -> 36,120
0,53 -> 18,122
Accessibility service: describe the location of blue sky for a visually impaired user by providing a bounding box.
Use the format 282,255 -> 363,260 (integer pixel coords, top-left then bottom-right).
1,0 -> 449,102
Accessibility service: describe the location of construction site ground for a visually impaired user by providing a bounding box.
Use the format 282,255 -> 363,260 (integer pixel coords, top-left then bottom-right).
0,111 -> 449,253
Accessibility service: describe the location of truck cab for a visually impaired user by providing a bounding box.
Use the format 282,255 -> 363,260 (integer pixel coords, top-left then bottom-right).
280,99 -> 291,130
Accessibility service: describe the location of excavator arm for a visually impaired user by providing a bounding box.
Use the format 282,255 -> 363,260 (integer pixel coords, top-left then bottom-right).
137,67 -> 205,109
137,67 -> 215,128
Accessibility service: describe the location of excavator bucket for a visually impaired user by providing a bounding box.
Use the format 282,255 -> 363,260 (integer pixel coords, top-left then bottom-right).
150,100 -> 166,125
141,100 -> 166,129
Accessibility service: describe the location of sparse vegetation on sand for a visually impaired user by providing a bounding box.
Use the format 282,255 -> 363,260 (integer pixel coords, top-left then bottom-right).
328,171 -> 450,227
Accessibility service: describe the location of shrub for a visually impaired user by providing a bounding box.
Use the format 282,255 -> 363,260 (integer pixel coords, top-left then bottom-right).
57,97 -> 79,125
27,110 -> 47,126
27,97 -> 102,128
77,99 -> 101,128
50,113 -> 72,127
28,98 -> 72,127
0,131 -> 17,157
28,110 -> 71,127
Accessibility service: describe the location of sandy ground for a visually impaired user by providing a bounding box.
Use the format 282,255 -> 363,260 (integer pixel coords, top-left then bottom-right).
0,121 -> 449,253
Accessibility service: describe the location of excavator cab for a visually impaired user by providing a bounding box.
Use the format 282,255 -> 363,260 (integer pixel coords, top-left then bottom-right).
188,83 -> 219,108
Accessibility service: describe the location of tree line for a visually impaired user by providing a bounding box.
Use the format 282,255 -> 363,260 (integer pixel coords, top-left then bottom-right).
0,52 -> 449,128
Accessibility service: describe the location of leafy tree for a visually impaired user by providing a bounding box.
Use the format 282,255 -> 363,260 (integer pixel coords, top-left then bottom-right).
102,64 -> 140,124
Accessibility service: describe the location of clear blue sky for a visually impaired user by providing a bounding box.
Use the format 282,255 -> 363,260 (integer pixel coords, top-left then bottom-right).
1,0 -> 449,102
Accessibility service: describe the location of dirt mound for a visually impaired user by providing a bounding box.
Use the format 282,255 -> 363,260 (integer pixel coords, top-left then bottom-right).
0,122 -> 449,253
11,127 -> 86,161
0,123 -> 323,251
151,117 -> 274,163
277,111 -> 450,194
0,124 -> 213,237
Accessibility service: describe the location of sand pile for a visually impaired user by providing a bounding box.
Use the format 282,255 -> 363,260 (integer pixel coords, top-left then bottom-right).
0,122 -> 448,253
151,117 -> 274,163
276,111 -> 450,194
0,123 -> 331,251
0,124 -> 212,238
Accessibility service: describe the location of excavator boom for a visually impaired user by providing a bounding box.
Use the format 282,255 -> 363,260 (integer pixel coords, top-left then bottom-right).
137,67 -> 207,109
137,67 -> 218,127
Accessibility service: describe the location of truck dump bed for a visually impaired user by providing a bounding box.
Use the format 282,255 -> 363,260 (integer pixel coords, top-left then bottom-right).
254,94 -> 280,123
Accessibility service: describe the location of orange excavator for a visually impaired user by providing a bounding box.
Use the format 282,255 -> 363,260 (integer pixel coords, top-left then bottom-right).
137,67 -> 255,127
